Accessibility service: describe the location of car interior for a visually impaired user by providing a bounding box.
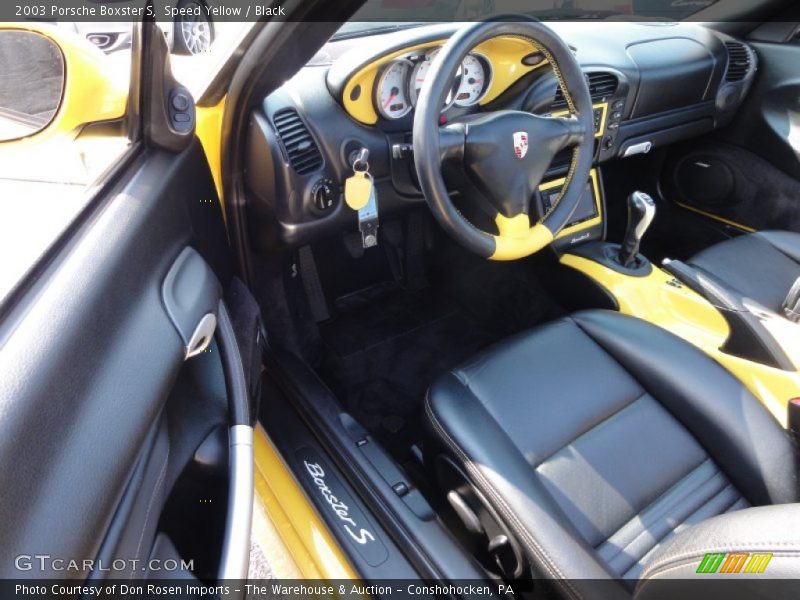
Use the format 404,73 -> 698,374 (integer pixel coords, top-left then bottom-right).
3,3 -> 800,598
241,13 -> 800,596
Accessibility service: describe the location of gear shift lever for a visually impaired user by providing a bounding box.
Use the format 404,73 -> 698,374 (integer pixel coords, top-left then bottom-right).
618,191 -> 656,267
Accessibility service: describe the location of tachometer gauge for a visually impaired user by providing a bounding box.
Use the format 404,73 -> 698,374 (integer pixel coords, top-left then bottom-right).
410,49 -> 455,111
375,60 -> 413,119
455,54 -> 491,107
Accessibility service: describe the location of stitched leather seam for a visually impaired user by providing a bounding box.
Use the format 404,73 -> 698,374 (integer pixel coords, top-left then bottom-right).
535,38 -> 578,214
605,461 -> 719,549
618,481 -> 740,577
532,391 -> 647,470
658,482 -> 743,545
513,35 -> 581,215
130,443 -> 170,578
635,458 -> 717,515
633,487 -> 744,579
602,460 -> 720,564
632,482 -> 746,575
424,396 -> 583,600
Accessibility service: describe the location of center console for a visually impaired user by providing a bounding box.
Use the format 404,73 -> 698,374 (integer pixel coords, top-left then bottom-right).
558,190 -> 800,427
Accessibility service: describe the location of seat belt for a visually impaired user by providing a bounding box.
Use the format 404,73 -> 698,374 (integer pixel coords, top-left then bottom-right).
783,277 -> 800,323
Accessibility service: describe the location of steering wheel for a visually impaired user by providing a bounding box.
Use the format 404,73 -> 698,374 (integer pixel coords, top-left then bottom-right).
412,21 -> 594,261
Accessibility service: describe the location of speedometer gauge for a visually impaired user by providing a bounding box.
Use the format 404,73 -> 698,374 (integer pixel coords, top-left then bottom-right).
410,49 -> 455,112
375,60 -> 413,120
455,54 -> 491,107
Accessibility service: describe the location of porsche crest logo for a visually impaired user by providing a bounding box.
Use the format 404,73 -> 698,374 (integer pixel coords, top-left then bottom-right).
513,131 -> 528,159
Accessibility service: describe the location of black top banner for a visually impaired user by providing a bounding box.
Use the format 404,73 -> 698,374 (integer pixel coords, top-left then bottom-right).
1,0 -> 796,23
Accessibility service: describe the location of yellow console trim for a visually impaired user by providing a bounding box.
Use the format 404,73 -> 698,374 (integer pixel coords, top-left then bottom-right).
561,254 -> 800,426
342,36 -> 549,125
552,102 -> 608,139
561,254 -> 730,346
253,425 -> 358,579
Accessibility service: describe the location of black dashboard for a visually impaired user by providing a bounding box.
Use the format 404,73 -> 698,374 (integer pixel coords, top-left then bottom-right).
245,21 -> 757,250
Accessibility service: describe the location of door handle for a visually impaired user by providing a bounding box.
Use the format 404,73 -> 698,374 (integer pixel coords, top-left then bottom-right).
185,312 -> 217,359
162,247 -> 222,360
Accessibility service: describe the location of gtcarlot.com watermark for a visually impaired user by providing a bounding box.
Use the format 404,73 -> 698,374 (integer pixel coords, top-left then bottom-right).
14,554 -> 194,573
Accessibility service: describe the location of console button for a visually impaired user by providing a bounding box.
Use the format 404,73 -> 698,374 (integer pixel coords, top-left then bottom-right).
172,93 -> 190,111
392,482 -> 409,497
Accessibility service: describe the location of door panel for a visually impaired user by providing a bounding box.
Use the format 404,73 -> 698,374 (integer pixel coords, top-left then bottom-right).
0,140 -> 233,578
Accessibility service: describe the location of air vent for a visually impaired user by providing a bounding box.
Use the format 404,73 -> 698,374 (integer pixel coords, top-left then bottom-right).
272,108 -> 323,174
724,41 -> 752,82
552,72 -> 619,109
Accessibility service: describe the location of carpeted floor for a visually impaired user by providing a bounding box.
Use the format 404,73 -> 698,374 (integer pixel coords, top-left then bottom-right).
317,257 -> 563,460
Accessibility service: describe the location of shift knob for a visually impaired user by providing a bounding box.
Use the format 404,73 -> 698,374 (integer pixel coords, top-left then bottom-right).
619,191 -> 655,267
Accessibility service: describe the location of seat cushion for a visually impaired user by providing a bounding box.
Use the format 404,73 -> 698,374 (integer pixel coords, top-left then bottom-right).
424,310 -> 798,594
688,231 -> 800,313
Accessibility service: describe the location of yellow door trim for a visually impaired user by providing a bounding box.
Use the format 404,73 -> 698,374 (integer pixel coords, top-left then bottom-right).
253,425 -> 357,579
195,98 -> 226,207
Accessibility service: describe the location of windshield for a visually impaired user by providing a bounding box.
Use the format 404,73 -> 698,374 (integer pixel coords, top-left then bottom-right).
337,0 -> 722,36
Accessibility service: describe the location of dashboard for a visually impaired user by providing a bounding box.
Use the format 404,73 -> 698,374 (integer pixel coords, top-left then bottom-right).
245,21 -> 757,250
336,35 -> 550,125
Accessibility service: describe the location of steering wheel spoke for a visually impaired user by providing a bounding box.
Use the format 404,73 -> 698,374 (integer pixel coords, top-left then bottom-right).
496,212 -> 532,239
547,114 -> 590,151
439,123 -> 466,162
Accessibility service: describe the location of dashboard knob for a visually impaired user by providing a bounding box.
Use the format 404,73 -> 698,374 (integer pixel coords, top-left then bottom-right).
311,179 -> 338,212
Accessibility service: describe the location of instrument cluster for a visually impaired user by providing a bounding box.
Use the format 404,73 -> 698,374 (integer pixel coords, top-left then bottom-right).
374,48 -> 493,120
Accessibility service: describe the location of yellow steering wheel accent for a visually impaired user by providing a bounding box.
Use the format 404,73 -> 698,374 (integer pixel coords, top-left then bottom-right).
491,215 -> 554,261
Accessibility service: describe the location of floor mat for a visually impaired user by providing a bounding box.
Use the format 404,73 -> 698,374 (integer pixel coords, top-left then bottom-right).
318,258 -> 563,460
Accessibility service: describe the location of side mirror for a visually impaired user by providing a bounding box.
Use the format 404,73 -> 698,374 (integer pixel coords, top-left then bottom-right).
0,24 -> 128,144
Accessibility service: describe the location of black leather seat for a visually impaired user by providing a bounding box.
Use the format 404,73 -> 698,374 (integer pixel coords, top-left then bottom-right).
424,310 -> 799,597
688,231 -> 800,315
